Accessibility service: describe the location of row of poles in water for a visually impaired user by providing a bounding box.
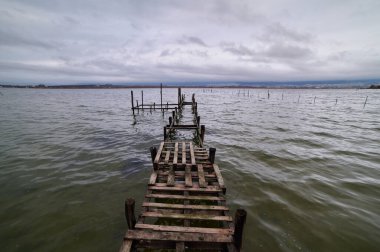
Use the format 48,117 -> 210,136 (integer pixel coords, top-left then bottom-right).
202,89 -> 370,108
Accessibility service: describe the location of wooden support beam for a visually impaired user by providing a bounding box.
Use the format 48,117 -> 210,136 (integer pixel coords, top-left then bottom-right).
154,142 -> 164,169
119,239 -> 133,252
141,202 -> 229,211
197,164 -> 207,188
125,198 -> 136,230
145,193 -> 225,201
135,224 -> 233,234
209,147 -> 216,164
200,125 -> 205,144
164,126 -> 167,140
185,165 -> 192,187
234,209 -> 247,252
142,212 -> 233,221
131,91 -> 135,115
150,147 -> 157,164
125,230 -> 233,243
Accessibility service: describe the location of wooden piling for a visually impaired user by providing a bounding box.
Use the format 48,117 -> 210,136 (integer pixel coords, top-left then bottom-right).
160,83 -> 163,111
141,90 -> 144,110
125,198 -> 136,230
150,147 -> 157,164
197,116 -> 200,127
164,126 -> 167,140
314,96 -> 316,104
169,117 -> 172,126
136,100 -> 139,112
363,96 -> 368,108
234,209 -> 247,251
209,147 -> 216,163
200,125 -> 205,144
131,91 -> 135,115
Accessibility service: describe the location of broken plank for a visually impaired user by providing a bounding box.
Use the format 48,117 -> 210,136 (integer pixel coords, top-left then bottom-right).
126,230 -> 233,243
197,164 -> 207,188
181,142 -> 186,164
185,165 -> 192,187
189,142 -> 196,166
119,239 -> 133,252
135,224 -> 233,234
213,164 -> 226,189
145,194 -> 225,201
166,167 -> 175,187
154,142 -> 165,169
142,212 -> 233,221
141,202 -> 229,211
148,171 -> 158,185
173,142 -> 178,166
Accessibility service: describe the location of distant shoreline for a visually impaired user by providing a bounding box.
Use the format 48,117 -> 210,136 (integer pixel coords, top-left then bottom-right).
1,84 -> 379,89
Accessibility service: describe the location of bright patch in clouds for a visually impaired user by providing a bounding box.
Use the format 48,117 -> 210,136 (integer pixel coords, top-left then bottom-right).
0,0 -> 379,84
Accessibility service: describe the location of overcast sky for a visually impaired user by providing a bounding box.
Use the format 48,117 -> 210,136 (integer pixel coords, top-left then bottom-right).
0,0 -> 379,84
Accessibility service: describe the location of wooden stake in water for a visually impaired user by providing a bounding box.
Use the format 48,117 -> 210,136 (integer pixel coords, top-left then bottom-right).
314,96 -> 316,104
267,90 -> 270,99
298,95 -> 300,103
160,83 -> 163,111
282,93 -> 284,100
131,91 -> 135,115
141,90 -> 144,111
335,98 -> 338,105
363,96 -> 368,108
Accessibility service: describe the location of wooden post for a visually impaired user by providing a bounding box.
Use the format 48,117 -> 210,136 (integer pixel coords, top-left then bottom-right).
335,98 -> 338,105
197,116 -> 200,127
209,147 -> 216,163
167,102 -> 169,110
363,96 -> 368,108
267,90 -> 270,99
298,95 -> 300,103
169,116 -> 172,126
160,83 -> 163,111
125,198 -> 136,230
153,102 -> 156,110
150,147 -> 157,164
314,96 -> 316,104
131,91 -> 135,115
200,125 -> 205,144
141,90 -> 144,110
136,100 -> 139,113
164,126 -> 167,140
282,93 -> 283,100
234,209 -> 247,251
178,88 -> 181,105
172,111 -> 175,122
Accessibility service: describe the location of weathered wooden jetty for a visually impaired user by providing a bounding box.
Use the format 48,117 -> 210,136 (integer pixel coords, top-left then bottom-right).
120,87 -> 246,251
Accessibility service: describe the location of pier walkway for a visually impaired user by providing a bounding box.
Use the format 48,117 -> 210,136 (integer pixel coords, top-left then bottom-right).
120,88 -> 246,251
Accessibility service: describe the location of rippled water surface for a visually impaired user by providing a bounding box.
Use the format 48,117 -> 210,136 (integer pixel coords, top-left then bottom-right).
0,88 -> 379,251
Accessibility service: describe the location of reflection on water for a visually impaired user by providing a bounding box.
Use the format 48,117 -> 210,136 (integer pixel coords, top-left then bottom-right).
0,88 -> 379,251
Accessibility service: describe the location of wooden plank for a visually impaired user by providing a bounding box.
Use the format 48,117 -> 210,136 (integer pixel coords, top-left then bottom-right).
189,142 -> 196,166
213,164 -> 225,189
119,239 -> 133,252
148,186 -> 221,192
148,171 -> 158,185
173,142 -> 178,166
181,142 -> 186,164
145,194 -> 225,201
142,202 -> 229,211
185,165 -> 192,187
135,224 -> 233,234
197,164 -> 207,188
164,150 -> 170,164
157,171 -> 216,178
176,242 -> 185,252
142,212 -> 232,221
166,167 -> 175,187
154,142 -> 165,168
126,230 -> 233,243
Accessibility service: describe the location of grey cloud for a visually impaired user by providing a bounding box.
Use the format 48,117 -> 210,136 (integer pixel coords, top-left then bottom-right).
178,36 -> 207,47
0,29 -> 58,50
262,23 -> 313,43
265,43 -> 312,59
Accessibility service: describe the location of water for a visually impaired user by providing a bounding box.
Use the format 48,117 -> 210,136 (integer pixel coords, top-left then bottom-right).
0,88 -> 379,251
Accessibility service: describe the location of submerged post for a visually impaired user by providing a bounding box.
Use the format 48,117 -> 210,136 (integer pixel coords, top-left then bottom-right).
150,147 -> 157,164
141,90 -> 144,111
125,198 -> 136,230
169,116 -> 172,126
234,209 -> 247,251
160,83 -> 163,111
363,96 -> 368,109
209,147 -> 216,163
200,125 -> 205,144
197,116 -> 200,127
178,88 -> 182,106
136,100 -> 139,113
164,126 -> 167,140
131,91 -> 135,115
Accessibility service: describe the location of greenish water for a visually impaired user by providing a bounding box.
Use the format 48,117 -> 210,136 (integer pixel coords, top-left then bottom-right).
0,88 -> 379,251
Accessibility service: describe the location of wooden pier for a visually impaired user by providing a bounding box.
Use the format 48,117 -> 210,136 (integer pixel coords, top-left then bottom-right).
120,88 -> 246,251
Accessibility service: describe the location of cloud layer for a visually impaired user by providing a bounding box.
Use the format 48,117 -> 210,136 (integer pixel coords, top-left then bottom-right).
0,0 -> 379,84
